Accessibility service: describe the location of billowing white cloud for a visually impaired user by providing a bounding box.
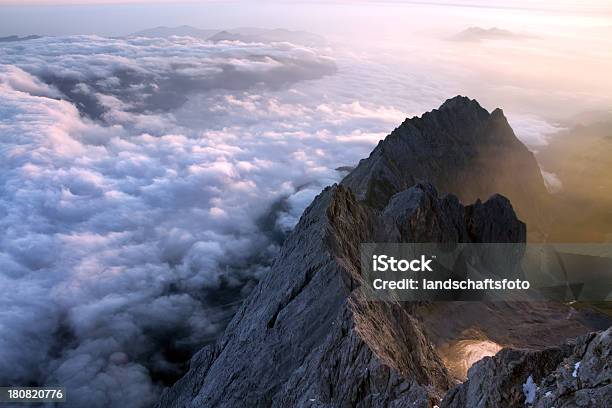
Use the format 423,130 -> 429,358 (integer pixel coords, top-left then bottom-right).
0,36 -> 423,407
0,65 -> 61,98
506,113 -> 565,147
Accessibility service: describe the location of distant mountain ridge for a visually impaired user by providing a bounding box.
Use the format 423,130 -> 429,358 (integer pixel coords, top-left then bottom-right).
0,35 -> 41,42
130,26 -> 326,47
131,26 -> 219,39
451,26 -> 531,42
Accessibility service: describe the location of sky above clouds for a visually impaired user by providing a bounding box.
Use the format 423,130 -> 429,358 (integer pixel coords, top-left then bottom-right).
1,0 -> 612,36
0,1 -> 611,407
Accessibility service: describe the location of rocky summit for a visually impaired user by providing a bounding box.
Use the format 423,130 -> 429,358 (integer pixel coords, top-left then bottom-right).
158,97 -> 610,407
342,95 -> 550,238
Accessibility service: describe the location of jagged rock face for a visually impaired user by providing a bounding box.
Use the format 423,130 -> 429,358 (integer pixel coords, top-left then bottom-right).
533,328 -> 612,408
157,182 -> 526,408
157,97 -> 610,408
342,96 -> 550,237
440,327 -> 612,408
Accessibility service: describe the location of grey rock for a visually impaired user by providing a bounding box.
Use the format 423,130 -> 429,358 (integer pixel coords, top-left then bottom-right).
440,328 -> 612,408
157,96 -> 606,408
439,344 -> 571,408
342,95 -> 550,237
158,182 -> 525,408
383,182 -> 525,244
532,328 -> 612,408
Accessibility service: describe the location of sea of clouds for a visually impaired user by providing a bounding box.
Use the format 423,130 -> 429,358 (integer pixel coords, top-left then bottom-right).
0,33 -> 571,407
0,35 -> 454,407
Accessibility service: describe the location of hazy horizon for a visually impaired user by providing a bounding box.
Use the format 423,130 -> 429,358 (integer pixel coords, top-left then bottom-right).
1,1 -> 611,407
2,0 -> 611,123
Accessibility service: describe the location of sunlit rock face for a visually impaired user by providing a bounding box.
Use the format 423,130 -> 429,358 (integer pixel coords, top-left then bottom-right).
439,339 -> 503,380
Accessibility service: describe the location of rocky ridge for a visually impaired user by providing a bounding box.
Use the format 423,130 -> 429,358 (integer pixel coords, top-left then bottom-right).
158,96 -> 610,407
158,182 -> 525,407
342,96 -> 550,237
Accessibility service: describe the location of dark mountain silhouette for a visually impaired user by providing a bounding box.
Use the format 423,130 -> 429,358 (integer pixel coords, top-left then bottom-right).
342,96 -> 551,239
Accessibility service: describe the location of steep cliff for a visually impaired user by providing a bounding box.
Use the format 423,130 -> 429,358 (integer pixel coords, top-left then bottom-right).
158,97 -> 607,407
158,182 -> 525,407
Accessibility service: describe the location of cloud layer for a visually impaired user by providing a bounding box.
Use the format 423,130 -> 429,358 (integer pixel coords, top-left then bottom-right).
0,36 -> 422,407
0,30 -> 577,407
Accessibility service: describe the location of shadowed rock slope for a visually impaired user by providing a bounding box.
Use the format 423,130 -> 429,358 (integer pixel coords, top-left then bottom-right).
158,182 -> 525,408
158,97 -> 607,407
342,96 -> 550,238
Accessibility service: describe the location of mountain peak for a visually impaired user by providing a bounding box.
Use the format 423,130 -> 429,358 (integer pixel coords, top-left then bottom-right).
438,95 -> 483,111
158,97 -> 600,408
342,96 -> 550,236
159,177 -> 527,407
